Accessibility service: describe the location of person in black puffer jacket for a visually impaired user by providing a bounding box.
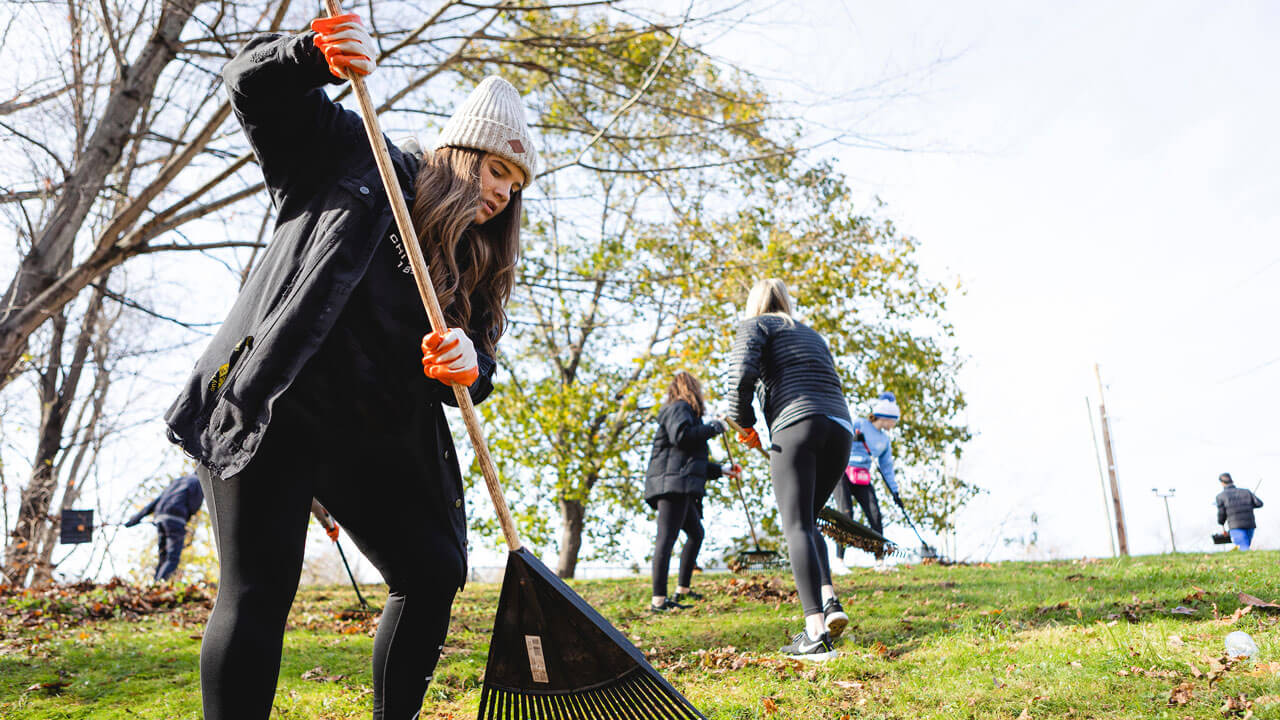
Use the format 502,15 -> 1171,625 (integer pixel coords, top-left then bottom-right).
644,372 -> 740,612
1216,472 -> 1263,550
728,278 -> 853,660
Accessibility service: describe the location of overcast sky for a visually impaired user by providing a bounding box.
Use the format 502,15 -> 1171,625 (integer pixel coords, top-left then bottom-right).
698,0 -> 1280,559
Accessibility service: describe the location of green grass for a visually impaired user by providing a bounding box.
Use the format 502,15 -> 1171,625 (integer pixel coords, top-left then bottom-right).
2,551 -> 1279,718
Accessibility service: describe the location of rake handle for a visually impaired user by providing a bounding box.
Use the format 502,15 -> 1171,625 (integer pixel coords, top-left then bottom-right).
719,433 -> 761,551
720,415 -> 769,460
324,0 -> 521,551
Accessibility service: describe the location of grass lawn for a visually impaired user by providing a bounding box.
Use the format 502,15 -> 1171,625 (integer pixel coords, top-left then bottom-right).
2,550 -> 1278,719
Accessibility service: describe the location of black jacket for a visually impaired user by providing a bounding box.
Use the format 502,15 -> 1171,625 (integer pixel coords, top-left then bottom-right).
1217,486 -> 1263,529
126,474 -> 204,527
728,315 -> 850,434
164,33 -> 493,568
644,401 -> 724,505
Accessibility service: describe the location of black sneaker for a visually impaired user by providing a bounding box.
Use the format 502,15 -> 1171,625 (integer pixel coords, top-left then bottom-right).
823,598 -> 849,638
648,598 -> 688,613
780,630 -> 836,661
674,590 -> 704,603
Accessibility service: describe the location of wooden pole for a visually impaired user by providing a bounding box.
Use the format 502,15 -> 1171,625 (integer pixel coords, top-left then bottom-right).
322,0 -> 521,551
1094,364 -> 1129,556
1085,397 -> 1118,557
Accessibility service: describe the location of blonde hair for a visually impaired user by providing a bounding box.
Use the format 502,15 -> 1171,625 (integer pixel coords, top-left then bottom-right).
665,371 -> 705,417
744,278 -> 795,324
411,147 -> 521,356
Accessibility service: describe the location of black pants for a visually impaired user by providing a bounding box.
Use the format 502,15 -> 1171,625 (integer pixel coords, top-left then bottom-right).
769,417 -> 852,616
830,479 -> 883,541
197,414 -> 463,720
155,521 -> 187,581
651,494 -> 704,597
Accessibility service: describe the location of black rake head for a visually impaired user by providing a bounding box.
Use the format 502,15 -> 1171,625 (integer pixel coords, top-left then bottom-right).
478,548 -> 704,720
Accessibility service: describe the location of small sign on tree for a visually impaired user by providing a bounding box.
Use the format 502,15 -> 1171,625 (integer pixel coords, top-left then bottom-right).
59,510 -> 94,544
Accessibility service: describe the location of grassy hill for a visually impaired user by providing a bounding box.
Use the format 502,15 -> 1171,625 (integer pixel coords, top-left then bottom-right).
2,550 -> 1277,718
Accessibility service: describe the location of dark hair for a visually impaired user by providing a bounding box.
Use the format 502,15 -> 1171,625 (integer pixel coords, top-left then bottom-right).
410,147 -> 521,356
665,371 -> 705,418
1220,473 -> 1233,484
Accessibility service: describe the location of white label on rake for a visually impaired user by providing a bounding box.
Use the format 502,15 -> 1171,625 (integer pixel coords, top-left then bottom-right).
525,635 -> 549,683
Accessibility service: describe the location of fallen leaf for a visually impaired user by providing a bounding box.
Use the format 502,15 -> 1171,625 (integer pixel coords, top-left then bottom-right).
762,697 -> 779,715
1168,635 -> 1185,647
1184,587 -> 1206,603
1171,606 -> 1196,615
1248,661 -> 1280,678
25,680 -> 71,693
1168,682 -> 1195,706
1219,693 -> 1252,717
1238,592 -> 1280,612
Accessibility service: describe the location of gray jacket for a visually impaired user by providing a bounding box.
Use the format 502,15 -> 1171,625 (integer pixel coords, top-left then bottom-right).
1217,486 -> 1263,529
727,315 -> 851,434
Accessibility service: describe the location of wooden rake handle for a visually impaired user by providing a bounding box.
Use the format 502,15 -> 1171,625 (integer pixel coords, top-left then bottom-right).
720,415 -> 769,460
324,0 -> 521,551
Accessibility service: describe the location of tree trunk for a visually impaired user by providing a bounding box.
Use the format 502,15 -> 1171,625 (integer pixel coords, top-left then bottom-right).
556,498 -> 585,579
0,0 -> 201,389
4,285 -> 107,586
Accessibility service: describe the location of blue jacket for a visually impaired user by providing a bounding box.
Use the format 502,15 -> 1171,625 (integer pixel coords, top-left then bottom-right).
126,474 -> 204,527
849,417 -> 897,494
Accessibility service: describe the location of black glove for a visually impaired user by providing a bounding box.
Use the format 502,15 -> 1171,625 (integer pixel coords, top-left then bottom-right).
707,420 -> 725,435
891,490 -> 904,509
123,518 -> 140,528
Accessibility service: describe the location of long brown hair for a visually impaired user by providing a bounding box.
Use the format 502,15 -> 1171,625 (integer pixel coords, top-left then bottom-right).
410,146 -> 521,356
665,371 -> 705,417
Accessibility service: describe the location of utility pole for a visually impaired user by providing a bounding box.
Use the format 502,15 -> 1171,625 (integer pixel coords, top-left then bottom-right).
1152,488 -> 1177,553
1094,363 -> 1129,556
1086,397 -> 1118,557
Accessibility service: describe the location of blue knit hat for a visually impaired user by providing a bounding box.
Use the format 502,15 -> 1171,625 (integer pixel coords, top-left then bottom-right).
871,391 -> 900,419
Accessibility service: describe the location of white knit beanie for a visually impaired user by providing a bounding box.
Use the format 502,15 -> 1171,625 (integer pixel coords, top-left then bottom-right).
870,391 -> 900,419
433,76 -> 539,185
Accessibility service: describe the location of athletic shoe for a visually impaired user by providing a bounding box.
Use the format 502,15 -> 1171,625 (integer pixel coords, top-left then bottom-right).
780,630 -> 836,661
648,598 -> 688,613
823,598 -> 849,638
673,590 -> 704,603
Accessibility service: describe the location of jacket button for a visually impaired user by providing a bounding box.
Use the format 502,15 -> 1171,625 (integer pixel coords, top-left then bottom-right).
443,449 -> 452,460
358,186 -> 370,195
454,499 -> 462,508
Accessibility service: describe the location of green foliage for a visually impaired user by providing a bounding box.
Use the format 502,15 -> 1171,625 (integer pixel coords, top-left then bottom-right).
460,13 -> 969,572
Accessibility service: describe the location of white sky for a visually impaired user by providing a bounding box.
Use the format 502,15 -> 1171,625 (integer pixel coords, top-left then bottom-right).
13,1 -> 1278,583
699,0 -> 1280,558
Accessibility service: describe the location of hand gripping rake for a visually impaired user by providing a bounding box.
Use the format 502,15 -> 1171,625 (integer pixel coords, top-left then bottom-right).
324,4 -> 704,717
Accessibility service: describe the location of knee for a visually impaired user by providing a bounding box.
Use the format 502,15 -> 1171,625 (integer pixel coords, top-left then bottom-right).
386,547 -> 464,597
686,524 -> 704,544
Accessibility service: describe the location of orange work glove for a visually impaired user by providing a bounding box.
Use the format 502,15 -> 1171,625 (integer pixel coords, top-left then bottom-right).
737,427 -> 762,450
310,13 -> 377,79
326,524 -> 340,542
724,463 -> 743,480
421,328 -> 479,387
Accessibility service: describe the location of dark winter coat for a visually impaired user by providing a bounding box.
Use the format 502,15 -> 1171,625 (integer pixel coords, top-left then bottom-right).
1217,486 -> 1263,529
727,315 -> 851,435
164,32 -> 494,567
644,401 -> 724,506
125,474 -> 204,527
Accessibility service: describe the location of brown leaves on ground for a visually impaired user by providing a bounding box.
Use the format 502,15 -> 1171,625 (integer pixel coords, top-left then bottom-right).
301,665 -> 347,683
292,606 -> 381,637
657,646 -> 817,681
0,578 -> 213,630
1238,592 -> 1280,612
1168,681 -> 1196,706
1220,693 -> 1253,718
724,576 -> 796,603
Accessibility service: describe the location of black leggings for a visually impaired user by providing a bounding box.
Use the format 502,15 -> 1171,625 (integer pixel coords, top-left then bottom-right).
769,417 -> 852,616
197,414 -> 463,720
831,479 -> 883,535
651,494 -> 704,597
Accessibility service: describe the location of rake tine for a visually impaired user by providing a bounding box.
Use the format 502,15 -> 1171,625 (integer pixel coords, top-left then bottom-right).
638,673 -> 685,719
535,693 -> 548,720
585,687 -> 611,718
624,674 -> 663,718
604,684 -> 638,720
617,676 -> 656,719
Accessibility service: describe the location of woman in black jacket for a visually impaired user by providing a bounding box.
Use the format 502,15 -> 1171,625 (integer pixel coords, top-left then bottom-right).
728,278 -> 853,660
164,15 -> 536,719
644,372 -> 739,612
